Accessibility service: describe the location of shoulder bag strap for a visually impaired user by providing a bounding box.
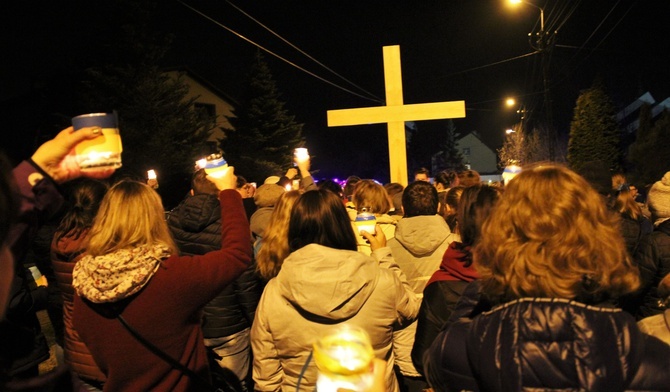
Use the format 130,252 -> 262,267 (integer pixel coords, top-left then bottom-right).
117,315 -> 227,392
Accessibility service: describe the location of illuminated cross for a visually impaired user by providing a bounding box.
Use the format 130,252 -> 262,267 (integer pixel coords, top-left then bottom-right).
327,45 -> 466,185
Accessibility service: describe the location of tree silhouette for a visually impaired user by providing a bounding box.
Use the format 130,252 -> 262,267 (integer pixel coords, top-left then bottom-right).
220,51 -> 304,183
567,80 -> 622,173
76,0 -> 214,209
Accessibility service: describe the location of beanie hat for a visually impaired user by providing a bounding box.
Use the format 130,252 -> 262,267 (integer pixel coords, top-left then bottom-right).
253,184 -> 285,208
575,161 -> 611,195
647,171 -> 670,224
264,176 -> 281,185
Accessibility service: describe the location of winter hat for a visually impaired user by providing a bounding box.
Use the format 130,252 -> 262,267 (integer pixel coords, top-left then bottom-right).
264,176 -> 281,185
647,171 -> 670,223
575,160 -> 611,195
253,183 -> 285,208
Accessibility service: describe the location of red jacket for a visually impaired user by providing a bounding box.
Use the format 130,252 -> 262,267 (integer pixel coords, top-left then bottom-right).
73,190 -> 251,391
51,228 -> 106,383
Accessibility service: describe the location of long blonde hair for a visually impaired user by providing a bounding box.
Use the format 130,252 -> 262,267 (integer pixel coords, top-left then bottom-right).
474,164 -> 640,302
86,180 -> 177,257
256,190 -> 301,280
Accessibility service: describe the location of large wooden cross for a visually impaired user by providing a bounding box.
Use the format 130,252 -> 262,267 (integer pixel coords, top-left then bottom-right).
327,45 -> 466,185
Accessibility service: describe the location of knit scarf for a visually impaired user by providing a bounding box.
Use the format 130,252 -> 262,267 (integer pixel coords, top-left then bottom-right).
73,244 -> 171,303
427,241 -> 479,286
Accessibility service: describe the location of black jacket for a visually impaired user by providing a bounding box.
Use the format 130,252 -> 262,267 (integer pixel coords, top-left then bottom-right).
167,194 -> 261,338
424,297 -> 670,392
631,219 -> 670,319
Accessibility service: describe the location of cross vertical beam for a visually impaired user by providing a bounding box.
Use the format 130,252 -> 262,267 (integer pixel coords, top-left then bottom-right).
327,45 -> 466,185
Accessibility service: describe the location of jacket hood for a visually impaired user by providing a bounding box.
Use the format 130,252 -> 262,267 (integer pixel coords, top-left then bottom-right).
275,244 -> 379,321
172,194 -> 220,232
427,241 -> 479,286
395,215 -> 452,256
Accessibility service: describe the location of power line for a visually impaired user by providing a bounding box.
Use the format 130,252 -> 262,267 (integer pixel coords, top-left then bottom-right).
437,51 -> 539,79
225,0 -> 382,103
177,0 -> 383,104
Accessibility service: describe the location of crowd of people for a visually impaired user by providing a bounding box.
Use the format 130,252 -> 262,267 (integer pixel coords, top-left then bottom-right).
1,127 -> 670,392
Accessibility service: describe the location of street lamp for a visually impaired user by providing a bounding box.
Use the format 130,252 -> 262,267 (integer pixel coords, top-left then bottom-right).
508,0 -> 545,49
506,128 -> 516,134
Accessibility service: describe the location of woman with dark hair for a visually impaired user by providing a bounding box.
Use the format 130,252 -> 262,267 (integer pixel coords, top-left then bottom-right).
251,189 -> 419,392
51,178 -> 108,388
434,170 -> 458,217
411,184 -> 501,374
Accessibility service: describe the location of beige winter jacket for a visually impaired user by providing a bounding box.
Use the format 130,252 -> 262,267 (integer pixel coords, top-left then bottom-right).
251,244 -> 419,391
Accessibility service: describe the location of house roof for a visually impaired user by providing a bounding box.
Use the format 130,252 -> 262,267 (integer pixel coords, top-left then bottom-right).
163,66 -> 239,107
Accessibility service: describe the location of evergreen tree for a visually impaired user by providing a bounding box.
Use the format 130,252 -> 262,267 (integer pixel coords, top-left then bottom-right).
220,51 -> 304,183
76,0 -> 214,209
567,80 -> 622,173
432,120 -> 465,172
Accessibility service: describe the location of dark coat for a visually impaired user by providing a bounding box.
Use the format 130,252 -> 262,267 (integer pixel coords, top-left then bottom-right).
167,194 -> 261,338
632,219 -> 670,319
424,297 -> 670,392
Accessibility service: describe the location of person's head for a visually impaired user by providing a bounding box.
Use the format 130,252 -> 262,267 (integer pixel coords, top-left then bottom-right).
434,170 -> 458,191
658,273 -> 670,308
55,178 -> 109,242
458,170 -> 481,187
611,186 -> 643,220
474,164 -> 639,303
444,186 -> 464,216
414,167 -> 430,182
288,189 -> 357,252
191,169 -> 219,196
383,182 -> 404,198
352,180 -> 390,215
647,171 -> 670,225
253,183 -> 286,208
574,160 -> 612,197
611,173 -> 627,190
402,181 -> 439,217
457,184 -> 502,247
318,179 -> 344,199
256,190 -> 301,280
0,152 -> 19,319
343,175 -> 361,200
86,180 -> 177,257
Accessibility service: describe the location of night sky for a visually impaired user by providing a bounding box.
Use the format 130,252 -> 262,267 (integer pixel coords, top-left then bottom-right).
2,0 -> 669,181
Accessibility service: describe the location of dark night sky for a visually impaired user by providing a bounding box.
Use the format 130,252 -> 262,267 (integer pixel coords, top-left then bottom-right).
2,0 -> 670,182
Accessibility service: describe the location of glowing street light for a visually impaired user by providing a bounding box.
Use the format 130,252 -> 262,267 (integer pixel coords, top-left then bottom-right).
505,97 -> 516,107
508,0 -> 544,33
506,128 -> 516,134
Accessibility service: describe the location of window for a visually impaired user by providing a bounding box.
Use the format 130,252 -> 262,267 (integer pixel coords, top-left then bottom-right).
462,147 -> 470,156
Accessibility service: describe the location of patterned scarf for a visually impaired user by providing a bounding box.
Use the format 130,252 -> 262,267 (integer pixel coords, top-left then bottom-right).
73,244 -> 171,303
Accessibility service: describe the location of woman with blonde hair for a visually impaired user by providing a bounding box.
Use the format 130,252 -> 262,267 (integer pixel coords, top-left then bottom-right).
424,164 -> 670,391
72,168 -> 252,392
255,190 -> 301,281
351,179 -> 397,255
